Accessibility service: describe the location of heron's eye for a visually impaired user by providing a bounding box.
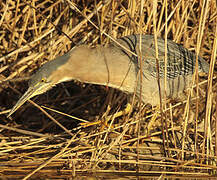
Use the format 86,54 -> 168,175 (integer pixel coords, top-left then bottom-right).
41,78 -> 46,83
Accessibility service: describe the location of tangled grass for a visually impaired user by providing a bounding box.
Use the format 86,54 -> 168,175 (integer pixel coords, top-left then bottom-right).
0,0 -> 217,179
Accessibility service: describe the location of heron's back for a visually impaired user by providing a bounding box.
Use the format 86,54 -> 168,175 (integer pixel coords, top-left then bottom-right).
109,34 -> 209,105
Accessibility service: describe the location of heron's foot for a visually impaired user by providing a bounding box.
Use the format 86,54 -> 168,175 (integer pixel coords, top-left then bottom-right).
111,103 -> 131,118
80,103 -> 132,128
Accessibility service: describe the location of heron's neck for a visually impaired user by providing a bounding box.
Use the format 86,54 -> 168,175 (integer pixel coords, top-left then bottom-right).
63,45 -> 136,93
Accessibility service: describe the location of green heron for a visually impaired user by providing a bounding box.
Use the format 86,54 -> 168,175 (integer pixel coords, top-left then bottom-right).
8,34 -> 209,117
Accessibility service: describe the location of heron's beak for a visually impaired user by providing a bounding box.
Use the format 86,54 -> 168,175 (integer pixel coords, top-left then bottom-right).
7,86 -> 40,117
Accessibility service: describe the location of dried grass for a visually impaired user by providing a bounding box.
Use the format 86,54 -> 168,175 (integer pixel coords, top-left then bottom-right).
0,0 -> 217,179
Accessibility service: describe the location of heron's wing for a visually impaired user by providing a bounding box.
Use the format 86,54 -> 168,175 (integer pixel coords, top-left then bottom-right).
114,34 -> 209,79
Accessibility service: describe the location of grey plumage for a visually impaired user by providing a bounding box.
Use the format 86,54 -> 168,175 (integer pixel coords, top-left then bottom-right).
115,34 -> 209,78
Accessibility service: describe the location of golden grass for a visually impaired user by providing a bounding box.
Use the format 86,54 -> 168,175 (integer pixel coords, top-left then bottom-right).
0,0 -> 217,179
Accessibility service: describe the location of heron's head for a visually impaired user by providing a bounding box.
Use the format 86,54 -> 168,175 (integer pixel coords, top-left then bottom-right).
8,52 -> 71,117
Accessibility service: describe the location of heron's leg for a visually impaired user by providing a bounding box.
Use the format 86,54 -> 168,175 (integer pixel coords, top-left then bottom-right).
80,103 -> 132,128
147,109 -> 159,132
146,106 -> 163,134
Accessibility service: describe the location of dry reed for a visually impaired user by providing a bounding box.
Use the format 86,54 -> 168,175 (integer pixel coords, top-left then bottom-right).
0,0 -> 217,179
